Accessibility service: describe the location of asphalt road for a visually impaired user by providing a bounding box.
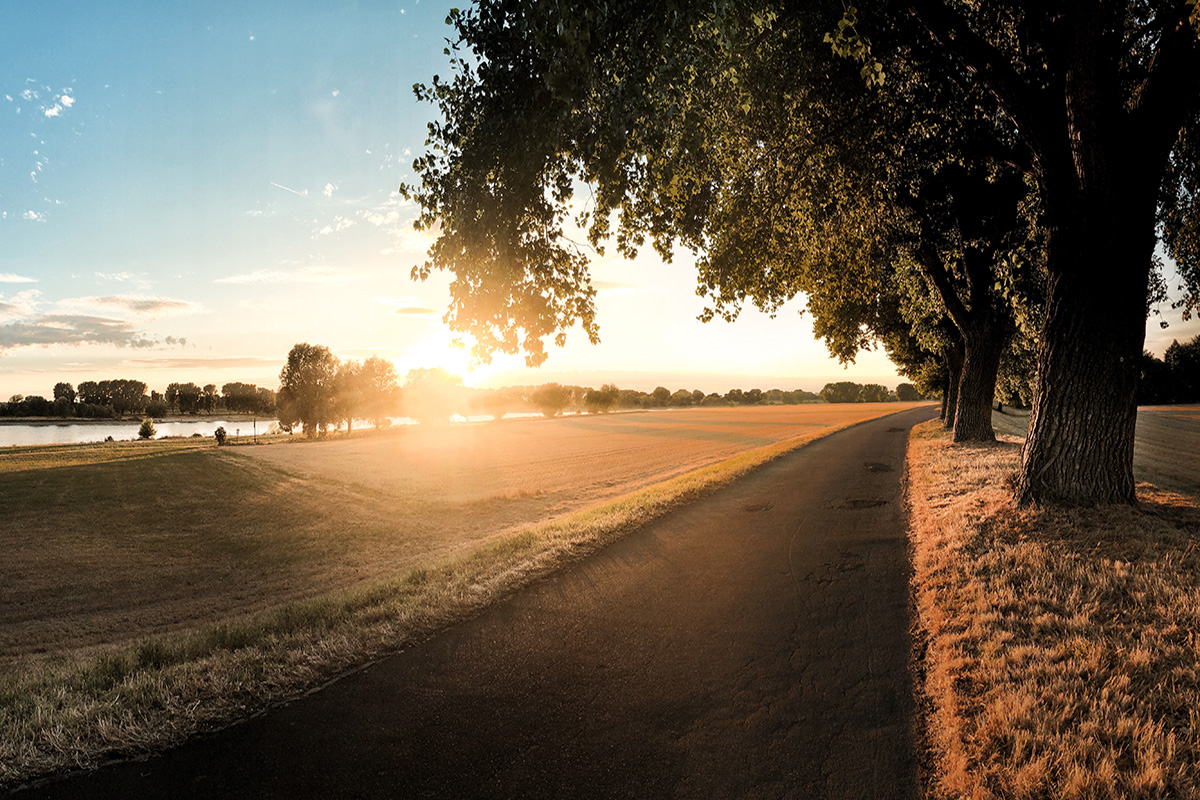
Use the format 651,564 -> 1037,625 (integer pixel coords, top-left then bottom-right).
15,406 -> 935,800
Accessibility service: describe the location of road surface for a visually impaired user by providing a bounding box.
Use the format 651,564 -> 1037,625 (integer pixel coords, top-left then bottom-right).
14,406 -> 935,799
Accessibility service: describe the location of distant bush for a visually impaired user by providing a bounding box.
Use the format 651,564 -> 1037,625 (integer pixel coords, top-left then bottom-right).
584,383 -> 620,414
532,383 -> 571,417
214,426 -> 227,445
820,382 -> 862,404
137,418 -> 156,439
858,383 -> 890,403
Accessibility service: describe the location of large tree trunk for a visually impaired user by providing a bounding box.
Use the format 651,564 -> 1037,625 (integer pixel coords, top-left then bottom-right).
942,341 -> 964,432
953,319 -> 1005,443
1014,192 -> 1154,505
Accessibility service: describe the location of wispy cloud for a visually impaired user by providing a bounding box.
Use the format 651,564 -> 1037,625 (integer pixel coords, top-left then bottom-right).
323,182 -> 338,197
0,290 -> 193,353
94,271 -> 155,290
60,294 -> 203,320
0,273 -> 37,284
22,211 -> 45,223
315,216 -> 355,237
41,89 -> 74,118
0,290 -> 42,320
0,314 -> 159,351
358,207 -> 401,227
375,296 -> 441,317
215,265 -> 368,286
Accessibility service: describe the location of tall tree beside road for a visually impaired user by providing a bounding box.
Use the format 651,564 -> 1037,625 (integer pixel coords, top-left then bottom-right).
894,1 -> 1200,503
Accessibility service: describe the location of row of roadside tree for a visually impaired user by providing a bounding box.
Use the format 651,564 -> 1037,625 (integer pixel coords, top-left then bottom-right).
398,3 -> 1200,505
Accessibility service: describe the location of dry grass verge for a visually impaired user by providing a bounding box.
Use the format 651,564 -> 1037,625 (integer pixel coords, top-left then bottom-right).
1,413 -> 890,791
908,420 -> 1200,799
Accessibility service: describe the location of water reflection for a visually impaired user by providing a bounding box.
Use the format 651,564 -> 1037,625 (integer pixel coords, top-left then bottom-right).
0,420 -> 278,447
0,411 -> 567,447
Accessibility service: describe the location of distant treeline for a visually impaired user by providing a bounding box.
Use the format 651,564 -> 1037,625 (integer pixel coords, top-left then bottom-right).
0,380 -> 278,419
818,381 -> 922,403
399,374 -> 923,424
0,344 -> 927,429
1139,335 -> 1200,405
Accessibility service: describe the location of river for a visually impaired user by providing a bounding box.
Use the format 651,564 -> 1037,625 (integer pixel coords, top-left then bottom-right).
0,411 -> 572,448
0,419 -> 278,447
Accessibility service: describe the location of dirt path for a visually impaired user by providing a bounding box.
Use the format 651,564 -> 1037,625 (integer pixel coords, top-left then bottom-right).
14,408 -> 934,800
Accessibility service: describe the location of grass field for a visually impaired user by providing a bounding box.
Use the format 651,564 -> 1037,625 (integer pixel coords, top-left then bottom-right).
0,402 -> 923,788
909,413 -> 1200,798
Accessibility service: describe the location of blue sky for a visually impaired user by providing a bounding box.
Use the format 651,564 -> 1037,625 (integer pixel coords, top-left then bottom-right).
1,3 -> 1194,400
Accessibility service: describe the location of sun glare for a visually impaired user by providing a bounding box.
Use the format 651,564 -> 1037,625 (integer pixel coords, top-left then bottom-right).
401,333 -> 517,386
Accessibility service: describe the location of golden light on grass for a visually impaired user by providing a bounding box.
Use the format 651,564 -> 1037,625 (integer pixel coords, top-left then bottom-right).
907,420 -> 1200,799
0,403 -> 923,789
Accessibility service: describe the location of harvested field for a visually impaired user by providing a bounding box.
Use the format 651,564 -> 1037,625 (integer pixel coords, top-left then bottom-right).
244,403 -> 915,507
1,403 -> 922,664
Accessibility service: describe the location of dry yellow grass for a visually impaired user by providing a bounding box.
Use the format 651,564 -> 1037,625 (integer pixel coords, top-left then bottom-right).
907,420 -> 1200,799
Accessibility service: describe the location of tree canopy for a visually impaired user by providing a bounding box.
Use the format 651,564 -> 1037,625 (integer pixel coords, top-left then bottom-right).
404,0 -> 1200,505
278,343 -> 339,437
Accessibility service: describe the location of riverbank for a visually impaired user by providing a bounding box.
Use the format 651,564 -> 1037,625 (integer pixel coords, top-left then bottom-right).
0,417 -> 281,448
0,414 -> 272,426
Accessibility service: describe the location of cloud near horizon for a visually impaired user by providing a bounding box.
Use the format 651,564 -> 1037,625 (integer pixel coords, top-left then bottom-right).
0,290 -> 193,353
0,273 -> 37,284
60,294 -> 203,319
375,296 -> 440,317
0,314 -> 159,351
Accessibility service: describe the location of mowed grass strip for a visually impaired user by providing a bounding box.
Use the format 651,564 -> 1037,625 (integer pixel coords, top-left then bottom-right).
0,410 -> 902,789
0,436 -> 215,476
907,420 -> 1200,799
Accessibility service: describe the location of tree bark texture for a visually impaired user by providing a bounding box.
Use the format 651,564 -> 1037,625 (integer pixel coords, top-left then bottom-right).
942,342 -> 963,432
1014,199 -> 1153,505
953,320 -> 1005,443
